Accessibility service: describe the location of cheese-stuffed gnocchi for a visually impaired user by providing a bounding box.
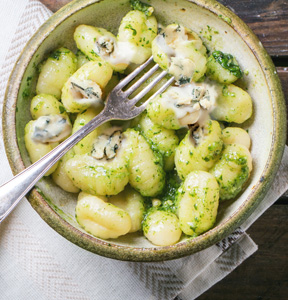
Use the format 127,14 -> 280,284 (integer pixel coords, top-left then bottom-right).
74,4 -> 157,72
24,121 -> 60,176
147,82 -> 217,130
118,9 -> 157,64
71,107 -> 110,155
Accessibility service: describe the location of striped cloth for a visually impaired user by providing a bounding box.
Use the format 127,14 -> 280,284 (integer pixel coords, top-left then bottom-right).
0,1 -> 288,299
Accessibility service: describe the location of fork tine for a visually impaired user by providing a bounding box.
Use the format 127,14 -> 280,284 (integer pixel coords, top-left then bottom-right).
133,75 -> 175,109
115,56 -> 154,90
129,71 -> 174,106
147,75 -> 175,100
123,63 -> 159,97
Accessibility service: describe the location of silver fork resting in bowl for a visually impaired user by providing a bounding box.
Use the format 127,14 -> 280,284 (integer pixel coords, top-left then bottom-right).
0,56 -> 175,223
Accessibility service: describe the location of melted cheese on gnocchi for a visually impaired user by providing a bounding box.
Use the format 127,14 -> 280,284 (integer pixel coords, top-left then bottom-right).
159,82 -> 217,126
32,115 -> 71,143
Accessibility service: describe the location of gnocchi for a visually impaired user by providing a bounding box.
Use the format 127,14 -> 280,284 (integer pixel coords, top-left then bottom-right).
175,120 -> 223,179
109,185 -> 144,233
125,128 -> 165,197
76,192 -> 131,239
211,84 -> 253,124
52,149 -> 80,193
147,82 -> 217,129
210,144 -> 252,201
65,128 -> 131,196
24,120 -> 60,176
71,107 -> 110,155
176,171 -> 219,236
139,112 -> 179,171
36,47 -> 77,99
61,60 -> 113,113
143,209 -> 182,246
74,3 -> 157,72
152,24 -> 207,83
206,51 -> 243,84
222,127 -> 251,149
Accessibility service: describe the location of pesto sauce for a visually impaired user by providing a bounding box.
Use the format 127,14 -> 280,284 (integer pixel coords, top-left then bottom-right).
50,49 -> 71,60
212,50 -> 243,78
130,0 -> 154,17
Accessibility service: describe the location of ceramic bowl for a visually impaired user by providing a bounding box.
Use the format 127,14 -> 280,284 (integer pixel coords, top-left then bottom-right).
3,0 -> 286,261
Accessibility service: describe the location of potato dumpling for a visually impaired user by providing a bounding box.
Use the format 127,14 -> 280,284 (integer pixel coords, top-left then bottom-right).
76,50 -> 91,69
211,84 -> 253,124
147,93 -> 182,130
210,143 -> 252,201
139,113 -> 179,171
75,6 -> 157,72
61,60 -> 113,113
24,121 -> 59,176
52,149 -> 80,193
65,129 -> 131,196
206,50 -> 243,84
24,1 -> 256,247
147,83 -> 217,130
125,128 -> 165,197
222,127 -> 251,149
152,24 -> 207,83
76,192 -> 131,239
143,209 -> 182,246
109,185 -> 144,233
72,107 -> 110,155
175,120 -> 223,179
36,47 -> 77,99
30,94 -> 66,120
176,171 -> 219,236
118,9 -> 157,64
74,25 -> 127,72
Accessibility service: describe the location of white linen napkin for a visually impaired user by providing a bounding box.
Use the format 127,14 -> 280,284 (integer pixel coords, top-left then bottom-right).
0,1 -> 287,299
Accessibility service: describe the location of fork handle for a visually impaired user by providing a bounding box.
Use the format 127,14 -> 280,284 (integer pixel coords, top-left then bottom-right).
0,109 -> 110,223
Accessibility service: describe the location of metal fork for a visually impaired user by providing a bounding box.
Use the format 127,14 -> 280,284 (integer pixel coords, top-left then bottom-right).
0,56 -> 175,222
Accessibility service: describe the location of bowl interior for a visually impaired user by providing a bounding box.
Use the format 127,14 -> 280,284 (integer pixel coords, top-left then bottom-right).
4,0 -> 285,260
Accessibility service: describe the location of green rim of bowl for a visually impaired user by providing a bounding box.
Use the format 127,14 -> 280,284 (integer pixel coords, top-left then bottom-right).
2,0 -> 286,261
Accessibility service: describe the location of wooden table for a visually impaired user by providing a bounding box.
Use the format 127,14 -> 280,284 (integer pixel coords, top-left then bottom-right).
40,0 -> 288,298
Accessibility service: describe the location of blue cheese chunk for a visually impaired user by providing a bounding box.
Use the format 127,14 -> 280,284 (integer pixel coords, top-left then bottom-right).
161,82 -> 217,126
32,115 -> 72,143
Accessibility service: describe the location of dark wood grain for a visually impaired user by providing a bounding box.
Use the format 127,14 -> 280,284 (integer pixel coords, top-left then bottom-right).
198,205 -> 288,300
218,0 -> 288,57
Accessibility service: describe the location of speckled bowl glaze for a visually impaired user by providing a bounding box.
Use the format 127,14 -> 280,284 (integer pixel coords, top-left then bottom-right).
3,0 -> 286,261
